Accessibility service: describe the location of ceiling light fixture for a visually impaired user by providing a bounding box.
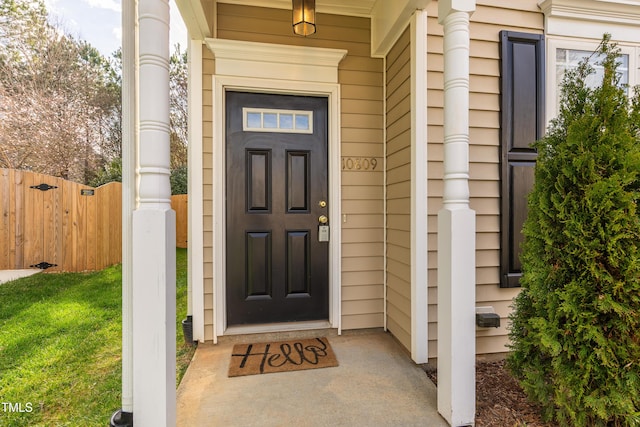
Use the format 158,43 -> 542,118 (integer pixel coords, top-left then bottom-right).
292,0 -> 316,36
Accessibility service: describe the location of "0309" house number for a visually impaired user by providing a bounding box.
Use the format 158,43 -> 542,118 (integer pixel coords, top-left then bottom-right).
341,157 -> 379,171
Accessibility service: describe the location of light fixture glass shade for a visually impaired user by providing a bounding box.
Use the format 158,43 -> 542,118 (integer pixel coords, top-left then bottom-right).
292,0 -> 316,36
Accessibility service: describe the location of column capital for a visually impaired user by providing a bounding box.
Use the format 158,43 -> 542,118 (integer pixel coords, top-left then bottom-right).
438,0 -> 476,23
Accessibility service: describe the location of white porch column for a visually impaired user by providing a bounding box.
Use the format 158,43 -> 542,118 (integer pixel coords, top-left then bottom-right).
111,1 -> 137,426
133,0 -> 176,426
437,1 -> 476,426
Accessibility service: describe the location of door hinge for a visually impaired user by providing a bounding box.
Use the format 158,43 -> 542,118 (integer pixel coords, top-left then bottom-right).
30,183 -> 58,191
30,262 -> 57,270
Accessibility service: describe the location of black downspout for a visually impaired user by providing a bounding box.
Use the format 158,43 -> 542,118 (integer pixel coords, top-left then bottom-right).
110,409 -> 133,427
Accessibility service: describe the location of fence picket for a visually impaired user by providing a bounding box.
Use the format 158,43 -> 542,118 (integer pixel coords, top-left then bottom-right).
42,177 -> 59,271
0,169 -> 11,269
85,185 -> 97,271
24,172 -> 44,268
14,170 -> 24,269
105,183 -> 122,265
172,194 -> 188,249
62,179 -> 75,272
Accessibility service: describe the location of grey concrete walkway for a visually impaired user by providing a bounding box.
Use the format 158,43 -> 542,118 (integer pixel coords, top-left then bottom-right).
0,269 -> 40,284
177,330 -> 448,427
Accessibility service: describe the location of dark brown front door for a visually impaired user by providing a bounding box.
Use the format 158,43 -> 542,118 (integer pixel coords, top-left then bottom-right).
226,91 -> 329,326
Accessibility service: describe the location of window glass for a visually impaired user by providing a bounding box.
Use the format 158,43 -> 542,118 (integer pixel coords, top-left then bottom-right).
547,38 -> 638,123
263,113 -> 278,128
295,114 -> 310,131
555,48 -> 629,109
279,114 -> 294,129
247,112 -> 262,129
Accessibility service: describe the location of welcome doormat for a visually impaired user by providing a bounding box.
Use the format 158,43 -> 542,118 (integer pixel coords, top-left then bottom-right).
228,337 -> 338,377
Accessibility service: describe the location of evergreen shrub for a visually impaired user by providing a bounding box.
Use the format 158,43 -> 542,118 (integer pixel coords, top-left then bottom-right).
508,35 -> 640,426
170,165 -> 188,195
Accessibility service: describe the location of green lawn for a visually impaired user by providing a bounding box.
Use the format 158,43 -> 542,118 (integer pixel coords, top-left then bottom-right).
0,248 -> 195,427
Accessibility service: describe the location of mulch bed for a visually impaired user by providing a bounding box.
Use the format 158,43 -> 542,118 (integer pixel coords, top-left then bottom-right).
424,360 -> 556,426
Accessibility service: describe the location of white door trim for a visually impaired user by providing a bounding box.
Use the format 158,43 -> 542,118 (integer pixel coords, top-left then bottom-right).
187,39 -> 205,343
212,76 -> 343,339
206,39 -> 346,340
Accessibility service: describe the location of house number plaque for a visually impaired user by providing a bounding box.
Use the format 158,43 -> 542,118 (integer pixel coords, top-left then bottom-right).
341,157 -> 380,171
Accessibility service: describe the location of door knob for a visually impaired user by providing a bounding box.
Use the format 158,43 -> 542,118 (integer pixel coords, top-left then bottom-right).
318,215 -> 328,224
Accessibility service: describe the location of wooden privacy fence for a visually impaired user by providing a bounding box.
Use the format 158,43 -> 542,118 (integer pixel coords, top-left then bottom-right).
172,194 -> 188,249
1,169 -> 188,272
1,168 -> 122,272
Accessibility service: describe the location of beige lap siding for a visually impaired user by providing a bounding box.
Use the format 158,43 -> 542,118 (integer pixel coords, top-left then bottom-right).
202,46 -> 215,340
385,27 -> 412,351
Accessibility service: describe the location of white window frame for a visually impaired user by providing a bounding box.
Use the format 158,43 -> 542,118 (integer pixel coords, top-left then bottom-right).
546,37 -> 639,124
242,108 -> 314,134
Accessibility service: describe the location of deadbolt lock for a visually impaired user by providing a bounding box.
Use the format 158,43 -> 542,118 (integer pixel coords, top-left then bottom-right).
318,215 -> 328,224
318,200 -> 327,208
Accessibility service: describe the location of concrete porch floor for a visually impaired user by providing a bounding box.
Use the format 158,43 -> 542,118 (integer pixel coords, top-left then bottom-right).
176,329 -> 448,427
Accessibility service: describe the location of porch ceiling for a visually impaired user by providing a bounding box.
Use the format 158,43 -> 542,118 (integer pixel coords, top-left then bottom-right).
219,0 -> 378,17
176,0 -> 432,56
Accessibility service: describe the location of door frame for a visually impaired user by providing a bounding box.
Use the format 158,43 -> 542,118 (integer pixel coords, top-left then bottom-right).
224,91 -> 331,326
212,75 -> 342,339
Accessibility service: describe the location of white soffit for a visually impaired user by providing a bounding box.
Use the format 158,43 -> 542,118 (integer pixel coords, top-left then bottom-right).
539,0 -> 640,42
205,38 -> 347,83
371,0 -> 431,57
175,0 -> 211,39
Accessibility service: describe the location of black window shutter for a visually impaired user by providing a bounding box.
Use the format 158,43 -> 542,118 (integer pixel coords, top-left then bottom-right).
499,31 -> 545,288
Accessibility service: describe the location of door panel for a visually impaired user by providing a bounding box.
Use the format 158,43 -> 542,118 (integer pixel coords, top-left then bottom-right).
245,231 -> 272,299
287,151 -> 309,212
246,150 -> 271,212
286,230 -> 311,296
226,91 -> 329,325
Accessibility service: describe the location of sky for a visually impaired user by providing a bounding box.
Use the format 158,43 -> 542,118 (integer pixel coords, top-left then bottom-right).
43,0 -> 188,57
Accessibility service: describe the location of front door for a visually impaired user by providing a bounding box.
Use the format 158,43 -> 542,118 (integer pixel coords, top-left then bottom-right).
226,91 -> 329,326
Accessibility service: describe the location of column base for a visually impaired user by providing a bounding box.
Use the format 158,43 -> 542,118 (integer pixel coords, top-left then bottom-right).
110,410 -> 133,427
133,208 -> 176,425
437,207 -> 476,426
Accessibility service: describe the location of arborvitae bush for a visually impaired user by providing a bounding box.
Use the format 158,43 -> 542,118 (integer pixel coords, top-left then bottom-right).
170,165 -> 188,195
508,36 -> 640,426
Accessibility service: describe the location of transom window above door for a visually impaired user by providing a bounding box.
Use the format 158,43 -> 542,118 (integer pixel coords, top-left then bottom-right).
243,108 -> 313,134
